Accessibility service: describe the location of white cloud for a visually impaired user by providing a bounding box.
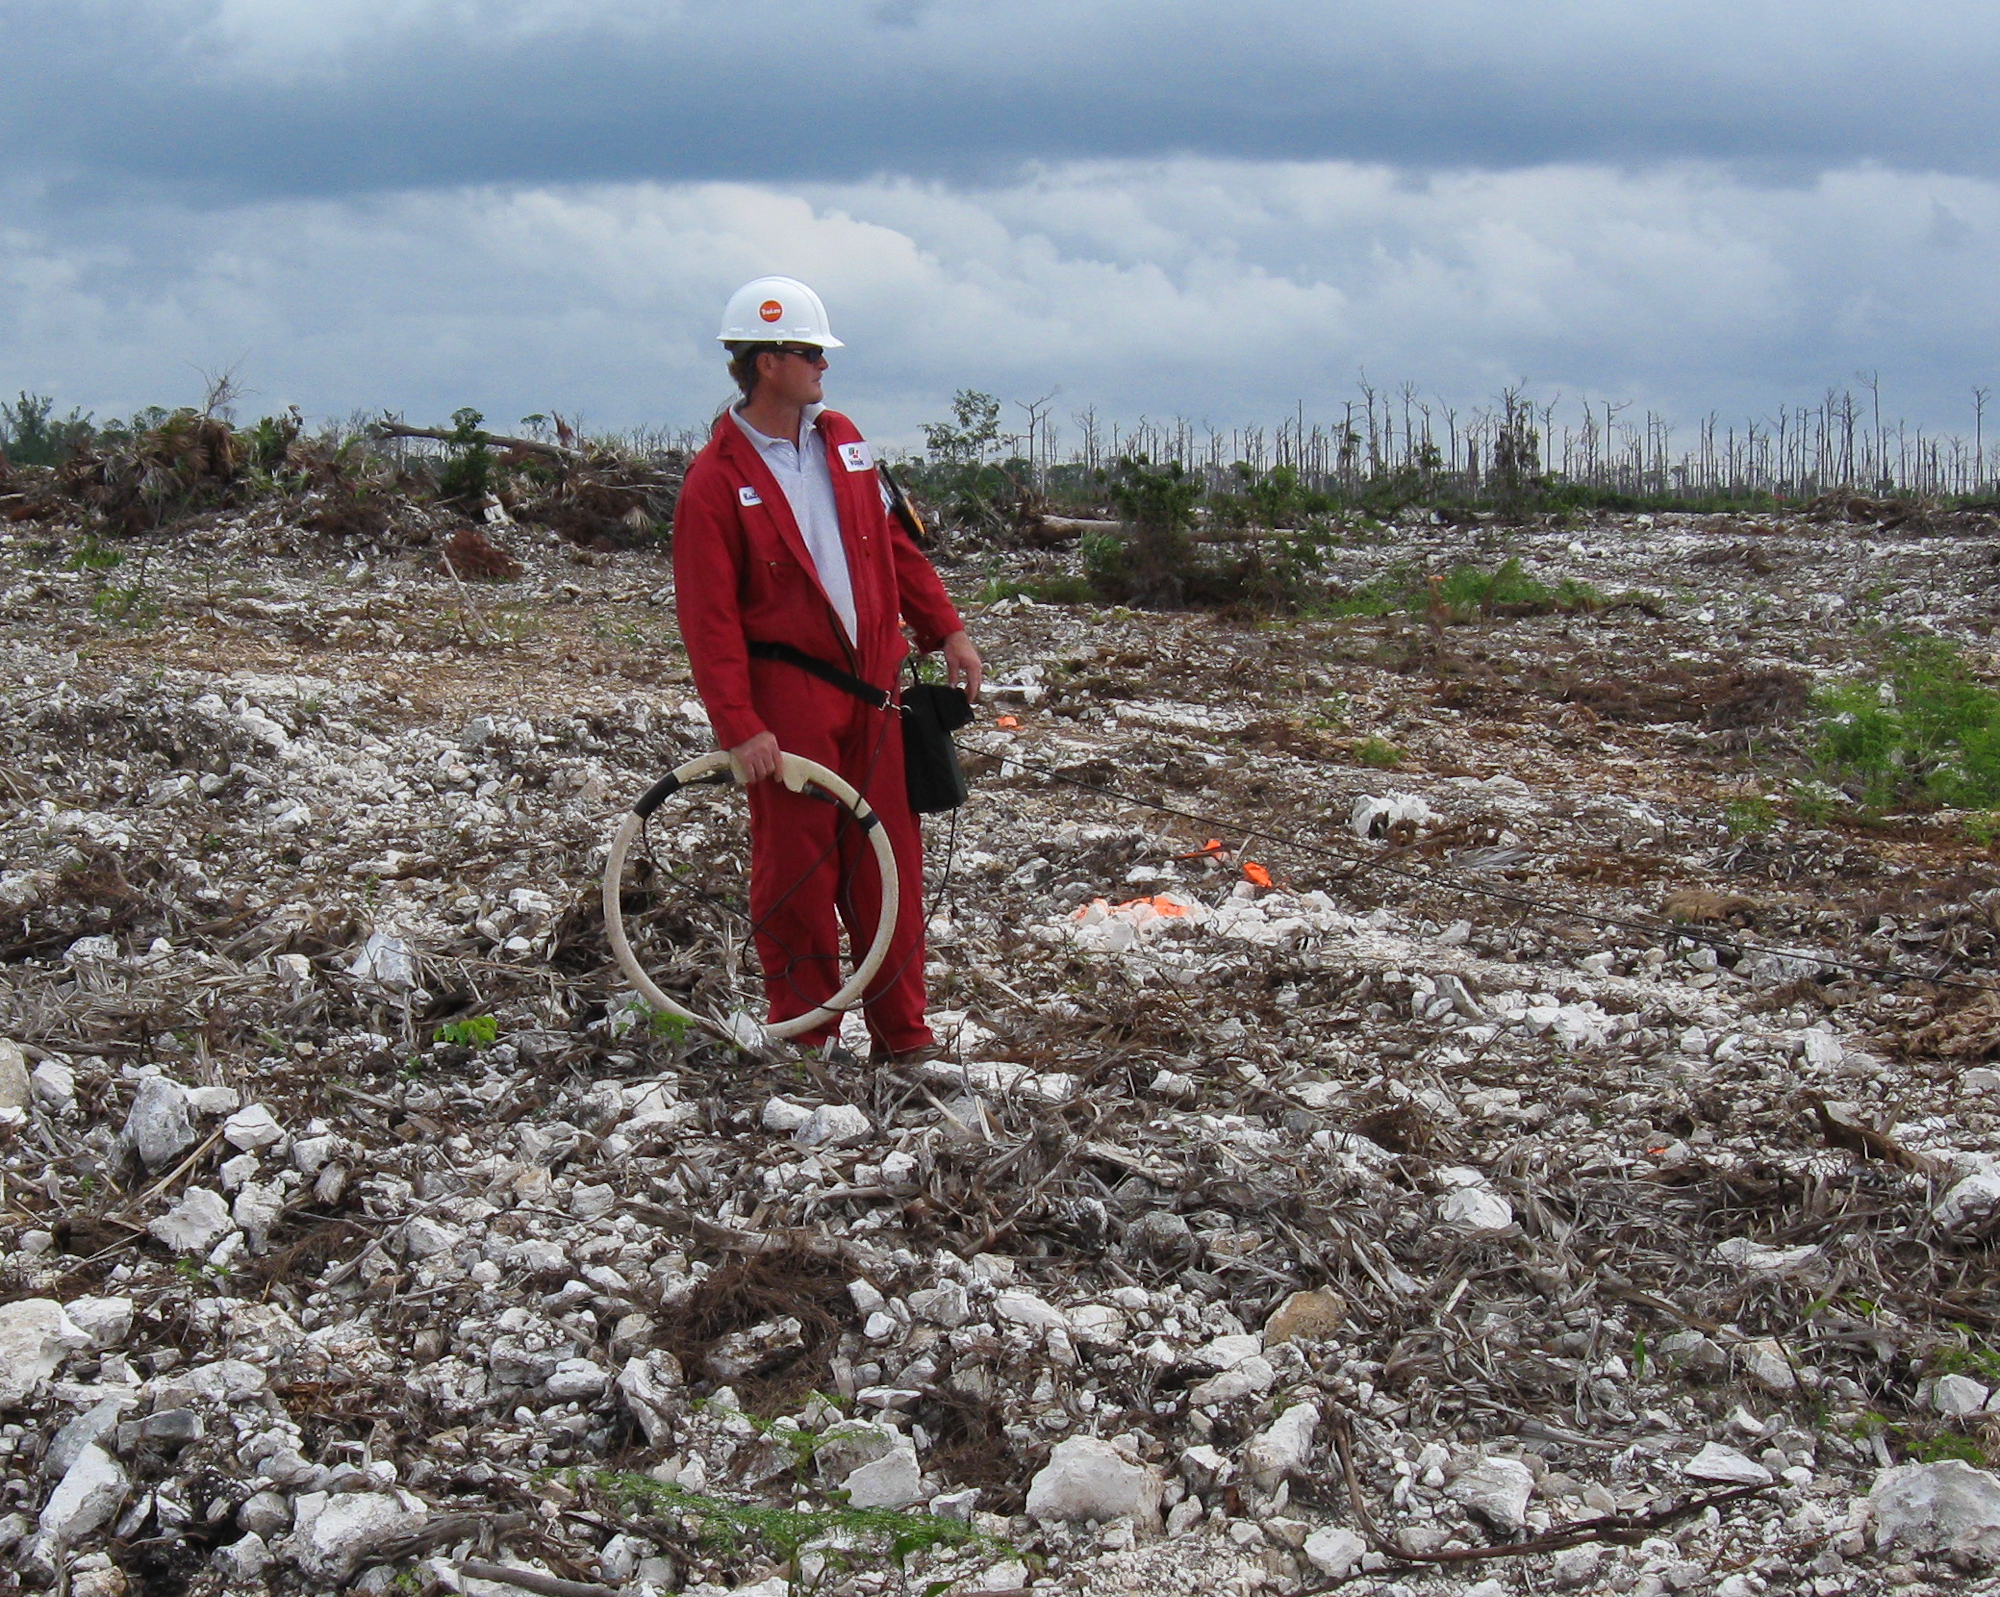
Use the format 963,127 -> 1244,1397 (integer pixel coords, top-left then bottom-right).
2,158 -> 1996,448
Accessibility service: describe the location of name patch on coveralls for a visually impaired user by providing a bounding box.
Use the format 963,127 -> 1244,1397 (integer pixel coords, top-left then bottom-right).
737,486 -> 763,506
837,442 -> 874,472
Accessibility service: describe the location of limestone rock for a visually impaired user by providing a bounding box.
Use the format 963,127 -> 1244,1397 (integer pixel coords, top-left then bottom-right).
1549,1545 -> 1603,1589
1935,1165 -> 2000,1230
1189,1332 -> 1263,1370
1737,1337 -> 1798,1394
0,1040 -> 28,1111
222,1103 -> 285,1151
815,1419 -> 900,1483
546,1358 -> 609,1400
908,1281 -> 971,1327
1446,1456 -> 1535,1531
1303,1525 -> 1366,1579
761,1097 -> 813,1133
237,1491 -> 289,1538
184,1084 -> 240,1116
44,1396 -> 135,1480
290,1490 -> 427,1580
216,1531 -> 273,1580
38,1444 -> 127,1544
148,1188 -> 233,1253
1440,1185 -> 1514,1233
60,1296 -> 133,1351
1243,1400 -> 1320,1489
1683,1442 -> 1774,1486
1935,1374 -> 1992,1417
615,1353 -> 684,1446
1871,1460 -> 2000,1562
993,1291 -> 1070,1333
1025,1436 -> 1164,1528
124,1076 -> 195,1171
843,1442 -> 924,1509
1188,1355 -> 1275,1407
701,1317 -> 804,1381
794,1104 -> 871,1148
0,1299 -> 89,1408
30,1060 -> 75,1113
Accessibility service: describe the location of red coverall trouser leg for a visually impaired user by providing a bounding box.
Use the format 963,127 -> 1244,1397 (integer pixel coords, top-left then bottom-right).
743,674 -> 931,1052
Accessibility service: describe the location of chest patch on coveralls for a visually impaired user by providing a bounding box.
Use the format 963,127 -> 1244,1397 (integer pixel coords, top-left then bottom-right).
737,485 -> 763,506
837,441 -> 874,472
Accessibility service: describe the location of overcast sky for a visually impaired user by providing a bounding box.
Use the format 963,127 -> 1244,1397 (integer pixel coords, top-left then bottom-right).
4,0 -> 1997,452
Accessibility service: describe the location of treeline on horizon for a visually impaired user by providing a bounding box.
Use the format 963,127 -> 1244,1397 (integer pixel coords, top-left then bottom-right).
6,376 -> 2000,537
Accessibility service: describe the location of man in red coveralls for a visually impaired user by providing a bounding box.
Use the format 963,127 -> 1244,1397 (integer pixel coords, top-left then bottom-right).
673,276 -> 982,1062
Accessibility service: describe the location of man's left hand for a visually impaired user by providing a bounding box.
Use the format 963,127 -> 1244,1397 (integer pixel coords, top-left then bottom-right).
940,631 -> 983,701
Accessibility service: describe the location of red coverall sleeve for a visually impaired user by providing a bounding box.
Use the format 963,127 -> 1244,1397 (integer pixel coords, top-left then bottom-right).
672,471 -> 768,751
888,509 -> 964,653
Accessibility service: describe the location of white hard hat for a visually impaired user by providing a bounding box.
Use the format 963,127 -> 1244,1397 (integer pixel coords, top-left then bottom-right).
716,275 -> 844,348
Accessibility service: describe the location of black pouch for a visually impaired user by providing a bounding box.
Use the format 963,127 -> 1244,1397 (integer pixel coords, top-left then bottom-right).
901,680 -> 974,814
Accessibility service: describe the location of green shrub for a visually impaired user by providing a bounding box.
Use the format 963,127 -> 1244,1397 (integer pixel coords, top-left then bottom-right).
1724,797 -> 1780,835
1085,457 -> 1204,606
433,1014 -> 500,1049
1,392 -> 94,465
1815,638 -> 2000,809
436,407 -> 496,503
582,1469 -> 993,1581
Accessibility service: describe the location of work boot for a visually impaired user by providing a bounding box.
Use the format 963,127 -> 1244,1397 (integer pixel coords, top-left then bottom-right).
868,1042 -> 945,1068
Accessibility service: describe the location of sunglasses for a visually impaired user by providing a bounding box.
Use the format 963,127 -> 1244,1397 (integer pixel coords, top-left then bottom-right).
769,345 -> 828,365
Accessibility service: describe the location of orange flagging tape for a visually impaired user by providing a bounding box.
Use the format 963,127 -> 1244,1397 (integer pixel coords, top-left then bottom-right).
1173,838 -> 1227,860
1072,895 -> 1192,919
1241,861 -> 1274,888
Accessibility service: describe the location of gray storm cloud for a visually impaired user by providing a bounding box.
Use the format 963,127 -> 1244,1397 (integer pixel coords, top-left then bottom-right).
4,1 -> 1999,195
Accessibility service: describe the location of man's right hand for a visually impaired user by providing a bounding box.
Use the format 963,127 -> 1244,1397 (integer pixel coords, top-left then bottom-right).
729,730 -> 782,784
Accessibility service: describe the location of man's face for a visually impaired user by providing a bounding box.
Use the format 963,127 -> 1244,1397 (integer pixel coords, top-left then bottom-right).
758,346 -> 826,408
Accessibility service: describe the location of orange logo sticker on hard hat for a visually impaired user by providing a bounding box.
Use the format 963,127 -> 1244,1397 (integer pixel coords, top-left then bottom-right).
759,299 -> 783,322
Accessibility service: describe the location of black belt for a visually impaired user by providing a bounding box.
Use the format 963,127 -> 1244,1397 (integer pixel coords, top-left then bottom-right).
745,640 -> 891,710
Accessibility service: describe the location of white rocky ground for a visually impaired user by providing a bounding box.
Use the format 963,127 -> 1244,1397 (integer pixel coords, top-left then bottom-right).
5,502 -> 2000,1596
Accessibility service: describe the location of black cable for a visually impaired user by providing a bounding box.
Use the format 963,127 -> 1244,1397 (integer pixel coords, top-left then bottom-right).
974,741 -> 2000,997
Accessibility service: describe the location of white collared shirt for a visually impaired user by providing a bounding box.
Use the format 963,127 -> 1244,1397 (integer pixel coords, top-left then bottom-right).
730,403 -> 857,645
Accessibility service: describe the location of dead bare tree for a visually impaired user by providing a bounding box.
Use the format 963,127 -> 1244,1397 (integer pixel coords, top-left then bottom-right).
1014,390 -> 1058,492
